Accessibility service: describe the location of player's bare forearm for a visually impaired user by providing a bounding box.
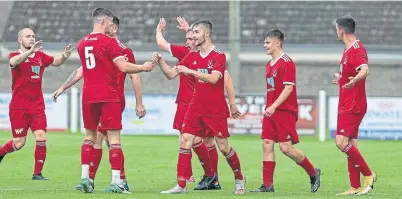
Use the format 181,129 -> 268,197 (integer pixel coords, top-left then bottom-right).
129,73 -> 144,104
61,67 -> 83,90
190,70 -> 221,84
224,72 -> 236,105
9,49 -> 33,67
352,65 -> 369,83
117,60 -> 148,74
156,30 -> 170,52
271,84 -> 293,108
51,54 -> 68,67
159,59 -> 179,80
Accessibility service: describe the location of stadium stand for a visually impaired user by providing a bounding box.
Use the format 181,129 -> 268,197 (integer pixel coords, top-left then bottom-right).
2,1 -> 402,46
0,1 -> 401,96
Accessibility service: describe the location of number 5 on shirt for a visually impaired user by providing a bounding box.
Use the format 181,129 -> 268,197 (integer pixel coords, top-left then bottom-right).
85,46 -> 96,69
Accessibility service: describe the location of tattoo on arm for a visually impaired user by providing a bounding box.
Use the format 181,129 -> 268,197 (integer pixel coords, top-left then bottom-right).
63,69 -> 78,86
12,51 -> 32,67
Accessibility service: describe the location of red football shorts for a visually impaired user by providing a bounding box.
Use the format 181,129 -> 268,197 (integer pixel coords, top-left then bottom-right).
82,102 -> 122,131
97,99 -> 126,135
182,104 -> 230,138
173,103 -> 189,132
261,110 -> 299,144
9,108 -> 47,138
336,113 -> 365,139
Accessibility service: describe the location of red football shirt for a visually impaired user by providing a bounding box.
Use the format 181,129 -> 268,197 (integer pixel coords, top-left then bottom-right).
77,33 -> 125,103
116,39 -> 136,101
178,46 -> 229,117
265,53 -> 298,113
8,50 -> 54,110
169,44 -> 194,104
338,40 -> 368,114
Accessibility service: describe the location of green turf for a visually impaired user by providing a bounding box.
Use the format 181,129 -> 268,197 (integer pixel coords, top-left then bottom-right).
0,132 -> 400,199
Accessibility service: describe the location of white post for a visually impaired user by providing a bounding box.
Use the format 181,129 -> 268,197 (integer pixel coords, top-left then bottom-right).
70,87 -> 79,133
318,90 -> 327,142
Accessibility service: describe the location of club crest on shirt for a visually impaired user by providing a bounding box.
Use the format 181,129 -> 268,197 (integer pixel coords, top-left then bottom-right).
207,60 -> 214,69
272,69 -> 277,77
38,58 -> 42,66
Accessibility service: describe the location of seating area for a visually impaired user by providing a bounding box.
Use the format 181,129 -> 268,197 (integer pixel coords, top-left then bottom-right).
1,1 -> 229,45
2,1 -> 402,46
240,1 -> 402,46
0,1 -> 401,95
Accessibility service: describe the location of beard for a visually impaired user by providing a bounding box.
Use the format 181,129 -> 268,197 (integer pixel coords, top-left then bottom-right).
23,43 -> 32,50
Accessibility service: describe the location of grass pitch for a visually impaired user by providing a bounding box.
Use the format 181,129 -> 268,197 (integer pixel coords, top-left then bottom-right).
0,132 -> 400,199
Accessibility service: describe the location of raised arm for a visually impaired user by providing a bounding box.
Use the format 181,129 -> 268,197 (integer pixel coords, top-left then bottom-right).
9,41 -> 42,68
156,18 -> 170,52
51,44 -> 74,67
176,16 -> 190,32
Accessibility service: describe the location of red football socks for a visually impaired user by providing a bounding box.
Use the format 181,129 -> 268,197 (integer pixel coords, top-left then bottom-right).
120,150 -> 126,180
298,156 -> 317,177
225,148 -> 243,180
88,148 -> 102,180
343,144 -> 372,176
263,161 -> 275,187
348,156 -> 361,188
33,141 -> 46,175
81,139 -> 95,165
208,145 -> 219,181
0,140 -> 17,156
193,141 -> 214,177
177,148 -> 192,188
109,144 -> 123,171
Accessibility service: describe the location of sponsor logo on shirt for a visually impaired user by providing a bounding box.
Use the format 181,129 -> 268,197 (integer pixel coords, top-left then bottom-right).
31,65 -> 40,79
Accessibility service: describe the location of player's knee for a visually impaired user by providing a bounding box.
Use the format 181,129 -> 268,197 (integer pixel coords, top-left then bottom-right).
33,130 -> 46,141
335,137 -> 348,150
193,136 -> 203,145
180,134 -> 194,148
262,139 -> 274,148
262,139 -> 274,153
202,137 -> 215,147
279,143 -> 291,155
12,137 -> 26,149
217,143 -> 231,155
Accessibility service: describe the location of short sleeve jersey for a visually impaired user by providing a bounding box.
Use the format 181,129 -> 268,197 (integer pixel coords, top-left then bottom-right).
77,33 -> 125,103
178,46 -> 229,117
338,40 -> 368,114
265,53 -> 298,114
8,50 -> 54,110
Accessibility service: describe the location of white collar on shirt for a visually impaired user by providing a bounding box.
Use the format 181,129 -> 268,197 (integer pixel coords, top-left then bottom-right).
199,45 -> 215,59
270,52 -> 285,66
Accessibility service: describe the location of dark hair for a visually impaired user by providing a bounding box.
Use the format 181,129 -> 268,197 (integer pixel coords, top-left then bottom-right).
336,16 -> 356,34
191,20 -> 212,33
264,28 -> 284,43
92,8 -> 114,20
112,16 -> 120,26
